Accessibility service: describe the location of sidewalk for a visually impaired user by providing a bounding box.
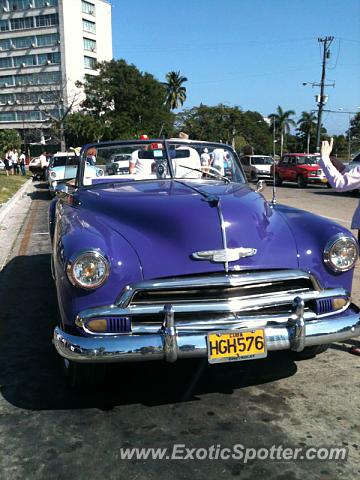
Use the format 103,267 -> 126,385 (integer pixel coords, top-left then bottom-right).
0,179 -> 35,270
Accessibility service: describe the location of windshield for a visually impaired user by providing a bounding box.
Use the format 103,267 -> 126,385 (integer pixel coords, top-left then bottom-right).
77,140 -> 246,186
296,155 -> 321,165
50,156 -> 78,168
252,156 -> 273,165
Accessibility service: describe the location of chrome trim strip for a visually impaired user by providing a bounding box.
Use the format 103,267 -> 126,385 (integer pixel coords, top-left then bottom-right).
116,270 -> 319,307
216,200 -> 229,272
78,287 -> 347,321
53,310 -> 360,363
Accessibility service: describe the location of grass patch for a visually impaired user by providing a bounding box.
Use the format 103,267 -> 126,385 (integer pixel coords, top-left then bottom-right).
0,171 -> 31,205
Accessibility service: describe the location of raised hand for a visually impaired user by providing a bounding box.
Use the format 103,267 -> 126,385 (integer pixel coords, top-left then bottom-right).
321,138 -> 334,158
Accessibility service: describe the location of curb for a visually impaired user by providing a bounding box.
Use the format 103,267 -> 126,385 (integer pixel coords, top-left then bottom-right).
0,178 -> 33,225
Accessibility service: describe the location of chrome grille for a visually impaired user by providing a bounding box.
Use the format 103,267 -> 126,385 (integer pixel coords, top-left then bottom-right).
131,278 -> 313,305
77,270 -> 349,335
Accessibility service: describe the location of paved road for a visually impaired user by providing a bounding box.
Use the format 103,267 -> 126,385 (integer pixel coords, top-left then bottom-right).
0,182 -> 359,480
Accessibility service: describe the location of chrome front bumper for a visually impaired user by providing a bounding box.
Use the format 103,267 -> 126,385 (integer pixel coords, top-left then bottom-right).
53,299 -> 360,364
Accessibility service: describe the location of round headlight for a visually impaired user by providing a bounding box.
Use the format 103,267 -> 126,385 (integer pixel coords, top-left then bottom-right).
50,170 -> 57,179
96,168 -> 104,177
66,250 -> 110,289
324,234 -> 359,272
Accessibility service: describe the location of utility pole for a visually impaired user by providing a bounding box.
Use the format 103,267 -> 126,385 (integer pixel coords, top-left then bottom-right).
315,36 -> 334,151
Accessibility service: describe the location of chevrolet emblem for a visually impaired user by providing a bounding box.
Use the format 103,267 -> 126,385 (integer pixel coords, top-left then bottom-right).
192,247 -> 257,263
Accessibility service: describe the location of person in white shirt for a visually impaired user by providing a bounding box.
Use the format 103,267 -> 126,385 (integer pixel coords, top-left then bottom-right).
19,151 -> 26,176
129,135 -> 155,177
200,147 -> 211,174
211,148 -> 226,176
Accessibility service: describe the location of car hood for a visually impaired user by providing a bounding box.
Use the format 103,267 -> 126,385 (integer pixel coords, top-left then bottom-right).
79,180 -> 299,279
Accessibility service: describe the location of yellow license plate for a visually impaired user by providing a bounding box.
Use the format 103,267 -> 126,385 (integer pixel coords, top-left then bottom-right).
207,329 -> 267,364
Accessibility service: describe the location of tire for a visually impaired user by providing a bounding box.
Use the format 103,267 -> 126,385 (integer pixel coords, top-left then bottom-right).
274,174 -> 282,186
250,171 -> 258,183
297,175 -> 307,188
63,359 -> 107,388
291,344 -> 329,360
326,182 -> 332,188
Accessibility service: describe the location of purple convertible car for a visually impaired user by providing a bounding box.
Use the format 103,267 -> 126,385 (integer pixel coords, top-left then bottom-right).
50,138 -> 360,385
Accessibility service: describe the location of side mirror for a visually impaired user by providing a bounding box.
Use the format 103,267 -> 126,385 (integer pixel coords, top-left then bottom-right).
256,180 -> 266,192
55,183 -> 69,197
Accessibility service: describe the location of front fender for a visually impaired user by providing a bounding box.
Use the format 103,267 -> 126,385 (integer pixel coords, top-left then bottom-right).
276,204 -> 355,292
53,203 -> 143,330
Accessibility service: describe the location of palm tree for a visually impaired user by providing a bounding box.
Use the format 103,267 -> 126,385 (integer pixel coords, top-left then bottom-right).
297,111 -> 317,153
164,71 -> 187,110
269,106 -> 296,156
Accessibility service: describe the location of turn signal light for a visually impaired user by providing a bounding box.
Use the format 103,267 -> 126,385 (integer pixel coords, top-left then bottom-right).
87,319 -> 107,332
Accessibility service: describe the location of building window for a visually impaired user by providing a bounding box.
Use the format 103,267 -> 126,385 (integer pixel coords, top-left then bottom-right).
8,0 -> 28,10
82,19 -> 95,34
0,39 -> 11,50
82,1 -> 95,15
0,57 -> 12,69
0,93 -> 14,105
0,76 -> 14,87
35,13 -> 59,28
84,55 -> 96,70
13,70 -> 61,86
12,36 -> 35,49
83,37 -> 96,52
0,20 -> 9,31
34,0 -> 58,7
10,17 -> 34,30
36,33 -> 59,47
13,55 -> 37,67
37,51 -> 60,64
0,112 -> 17,122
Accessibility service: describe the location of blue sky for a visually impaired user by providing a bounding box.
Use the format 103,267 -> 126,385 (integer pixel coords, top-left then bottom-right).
111,0 -> 360,135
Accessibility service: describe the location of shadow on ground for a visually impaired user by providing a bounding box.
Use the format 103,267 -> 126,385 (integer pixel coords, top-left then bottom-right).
0,253 -> 298,411
27,180 -> 52,201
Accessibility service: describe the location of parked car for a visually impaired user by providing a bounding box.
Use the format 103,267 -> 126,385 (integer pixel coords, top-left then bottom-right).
50,138 -> 360,386
106,153 -> 132,175
0,159 -> 5,170
272,153 -> 329,188
240,155 -> 274,182
47,152 -> 104,196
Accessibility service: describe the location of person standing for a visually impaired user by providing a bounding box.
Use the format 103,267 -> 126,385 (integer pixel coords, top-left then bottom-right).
8,149 -> 14,175
4,151 -> 10,176
320,138 -> 360,356
39,151 -> 48,179
200,148 -> 210,172
12,149 -> 19,175
19,151 -> 26,176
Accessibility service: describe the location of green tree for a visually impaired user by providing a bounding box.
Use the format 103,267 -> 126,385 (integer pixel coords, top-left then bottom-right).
348,112 -> 360,155
64,112 -> 107,147
176,104 -> 273,154
296,111 -> 317,153
332,135 -> 348,158
78,59 -> 174,139
0,130 -> 21,155
268,106 -> 296,156
164,71 -> 187,110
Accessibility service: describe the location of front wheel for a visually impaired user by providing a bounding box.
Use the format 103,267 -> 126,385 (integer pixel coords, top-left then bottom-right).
297,175 -> 307,188
291,344 -> 329,360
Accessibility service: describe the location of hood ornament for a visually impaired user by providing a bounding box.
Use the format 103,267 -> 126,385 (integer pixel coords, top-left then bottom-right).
192,247 -> 257,263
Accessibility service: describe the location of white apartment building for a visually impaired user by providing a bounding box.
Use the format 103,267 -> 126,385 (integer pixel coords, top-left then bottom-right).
0,0 -> 112,140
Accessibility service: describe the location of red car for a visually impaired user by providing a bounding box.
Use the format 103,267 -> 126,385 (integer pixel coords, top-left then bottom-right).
272,153 -> 329,188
